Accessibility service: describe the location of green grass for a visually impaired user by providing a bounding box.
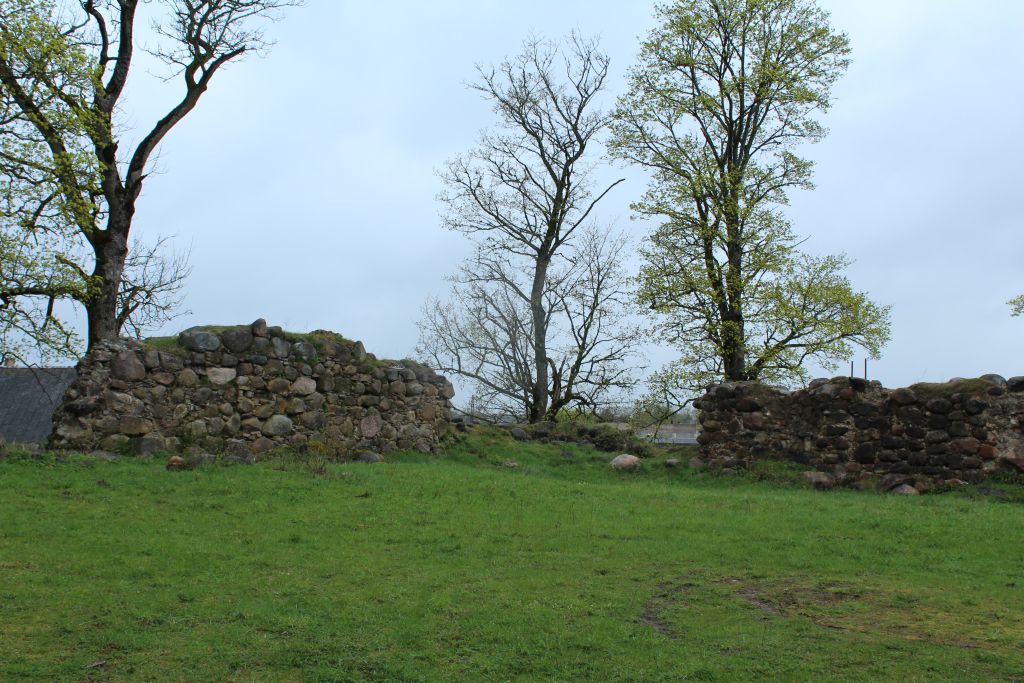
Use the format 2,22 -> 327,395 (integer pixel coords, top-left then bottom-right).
908,378 -> 994,398
2,433 -> 1023,681
140,335 -> 188,354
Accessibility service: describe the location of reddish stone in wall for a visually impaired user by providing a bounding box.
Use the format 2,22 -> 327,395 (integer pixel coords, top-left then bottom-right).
736,397 -> 761,412
742,412 -> 765,430
360,414 -> 383,439
702,420 -> 722,432
696,430 -> 726,445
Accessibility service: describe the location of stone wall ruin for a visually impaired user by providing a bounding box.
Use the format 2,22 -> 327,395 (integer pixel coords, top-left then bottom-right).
49,320 -> 455,459
695,375 -> 1024,487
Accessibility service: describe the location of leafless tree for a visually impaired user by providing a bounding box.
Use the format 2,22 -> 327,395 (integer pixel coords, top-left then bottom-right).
419,251 -> 534,420
436,33 -> 624,421
418,226 -> 641,422
0,0 -> 300,350
546,228 -> 640,416
116,236 -> 192,338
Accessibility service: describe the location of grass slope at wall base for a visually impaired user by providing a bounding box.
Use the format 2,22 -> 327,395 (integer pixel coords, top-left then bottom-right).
695,375 -> 1024,486
49,320 -> 455,458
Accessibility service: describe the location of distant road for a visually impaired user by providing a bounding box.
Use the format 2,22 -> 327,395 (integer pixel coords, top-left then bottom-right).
636,424 -> 698,446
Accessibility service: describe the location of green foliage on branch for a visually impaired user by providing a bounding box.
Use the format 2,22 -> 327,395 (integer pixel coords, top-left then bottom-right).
610,0 -> 890,397
0,0 -> 97,361
2,0 -> 295,356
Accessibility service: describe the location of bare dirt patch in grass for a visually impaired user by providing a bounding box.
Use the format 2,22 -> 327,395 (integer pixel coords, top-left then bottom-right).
637,573 -> 1005,653
635,579 -> 695,639
732,577 -> 998,650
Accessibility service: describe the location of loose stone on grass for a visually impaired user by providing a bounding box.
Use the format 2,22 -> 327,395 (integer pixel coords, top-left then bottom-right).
611,454 -> 641,471
803,471 -> 836,490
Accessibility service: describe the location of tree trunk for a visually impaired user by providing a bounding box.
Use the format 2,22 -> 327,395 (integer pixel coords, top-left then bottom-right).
722,320 -> 747,381
722,191 -> 747,382
528,253 -> 551,422
86,217 -> 130,349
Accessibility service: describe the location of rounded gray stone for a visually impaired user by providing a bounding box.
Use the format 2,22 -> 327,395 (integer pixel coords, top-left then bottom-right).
251,319 -> 269,337
206,367 -> 237,386
291,341 -> 317,361
159,351 -> 185,372
290,377 -> 317,396
179,329 -> 221,352
110,351 -> 146,381
270,337 -> 291,359
261,414 -> 293,437
220,327 -> 254,354
980,373 -> 1007,388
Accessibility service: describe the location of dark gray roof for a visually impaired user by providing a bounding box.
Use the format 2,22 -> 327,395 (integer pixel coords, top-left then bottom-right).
0,367 -> 77,444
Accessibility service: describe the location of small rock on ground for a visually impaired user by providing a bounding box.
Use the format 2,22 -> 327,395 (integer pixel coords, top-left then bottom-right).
610,454 -> 641,471
803,471 -> 835,490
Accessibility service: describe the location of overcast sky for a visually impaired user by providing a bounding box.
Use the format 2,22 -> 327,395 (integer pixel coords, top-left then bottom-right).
102,0 -> 1024,395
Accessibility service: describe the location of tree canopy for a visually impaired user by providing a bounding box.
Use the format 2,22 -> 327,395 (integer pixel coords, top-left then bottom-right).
424,35 -> 634,422
0,0 -> 296,360
610,0 -> 890,397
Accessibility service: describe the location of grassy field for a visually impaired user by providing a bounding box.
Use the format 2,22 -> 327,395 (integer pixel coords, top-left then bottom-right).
2,431 -> 1023,682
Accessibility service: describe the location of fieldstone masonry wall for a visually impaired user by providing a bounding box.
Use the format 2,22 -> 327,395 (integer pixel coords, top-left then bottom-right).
695,376 -> 1024,485
50,320 -> 455,459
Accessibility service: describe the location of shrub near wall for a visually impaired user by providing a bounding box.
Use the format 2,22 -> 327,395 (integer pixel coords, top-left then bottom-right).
694,376 -> 1024,485
50,320 -> 455,459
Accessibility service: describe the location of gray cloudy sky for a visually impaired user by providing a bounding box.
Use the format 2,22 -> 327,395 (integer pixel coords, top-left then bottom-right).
106,0 -> 1024,393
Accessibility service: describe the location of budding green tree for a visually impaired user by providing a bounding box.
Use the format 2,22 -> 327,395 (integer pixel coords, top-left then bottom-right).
610,0 -> 890,397
0,3 -> 94,362
0,0 -> 297,358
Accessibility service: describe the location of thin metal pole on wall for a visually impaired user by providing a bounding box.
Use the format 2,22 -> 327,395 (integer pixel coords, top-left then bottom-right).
864,359 -> 868,381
